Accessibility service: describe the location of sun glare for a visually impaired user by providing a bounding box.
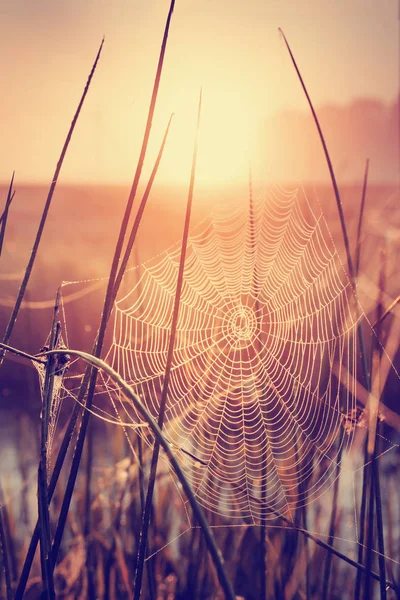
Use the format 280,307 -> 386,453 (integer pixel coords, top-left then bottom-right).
155,87 -> 257,187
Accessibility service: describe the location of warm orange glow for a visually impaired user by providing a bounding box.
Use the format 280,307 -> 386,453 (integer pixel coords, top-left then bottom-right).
152,87 -> 257,186
0,1 -> 397,184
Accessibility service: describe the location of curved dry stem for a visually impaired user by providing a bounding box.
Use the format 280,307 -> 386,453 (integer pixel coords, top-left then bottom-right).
41,348 -> 236,600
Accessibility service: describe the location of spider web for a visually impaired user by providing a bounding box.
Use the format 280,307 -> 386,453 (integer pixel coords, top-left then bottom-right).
96,184 -> 372,525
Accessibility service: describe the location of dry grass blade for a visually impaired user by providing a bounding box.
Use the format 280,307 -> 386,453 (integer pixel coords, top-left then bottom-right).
278,28 -> 355,283
321,433 -> 344,598
373,293 -> 400,329
114,531 -> 134,600
101,0 -> 176,323
133,88 -> 202,600
0,172 -> 16,257
40,347 -> 236,600
278,27 -> 370,390
0,482 -> 13,600
49,1 -> 176,579
0,39 -> 104,365
355,159 -> 370,277
12,38 -> 105,599
113,113 -> 174,297
0,342 -> 46,364
1,340 -> 397,596
248,167 -> 267,599
51,65 -> 175,584
37,290 -> 61,599
15,15 -> 174,591
279,29 -> 390,597
15,2 -> 175,588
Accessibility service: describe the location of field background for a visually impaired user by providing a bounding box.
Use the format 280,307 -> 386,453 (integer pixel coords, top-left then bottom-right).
0,180 -> 399,598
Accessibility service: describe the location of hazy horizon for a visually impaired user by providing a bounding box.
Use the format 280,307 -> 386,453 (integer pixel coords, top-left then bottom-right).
1,94 -> 397,187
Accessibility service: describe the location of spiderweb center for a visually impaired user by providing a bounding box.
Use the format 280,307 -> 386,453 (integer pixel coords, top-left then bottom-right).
225,305 -> 256,345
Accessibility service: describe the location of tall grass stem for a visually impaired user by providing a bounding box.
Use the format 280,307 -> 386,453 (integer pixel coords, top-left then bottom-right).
42,348 -> 236,600
134,89 -> 202,600
0,39 -> 103,363
37,289 -> 60,599
0,173 -> 15,257
355,159 -> 370,277
49,0 -> 176,568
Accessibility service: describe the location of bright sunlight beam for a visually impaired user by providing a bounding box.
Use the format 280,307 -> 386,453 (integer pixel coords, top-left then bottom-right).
152,86 -> 258,187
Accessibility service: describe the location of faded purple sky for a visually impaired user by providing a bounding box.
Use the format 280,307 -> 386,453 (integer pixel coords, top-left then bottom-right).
0,0 -> 398,184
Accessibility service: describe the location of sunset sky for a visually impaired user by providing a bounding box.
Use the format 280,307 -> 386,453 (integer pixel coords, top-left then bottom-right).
0,0 -> 398,185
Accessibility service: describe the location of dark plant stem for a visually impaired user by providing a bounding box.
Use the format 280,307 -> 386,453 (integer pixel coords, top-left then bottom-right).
84,423 -> 95,597
0,343 -> 46,364
12,110 -> 173,598
4,337 -> 397,596
354,159 -> 369,277
279,29 -> 377,599
372,244 -> 388,600
278,28 -> 370,383
0,172 -> 15,224
37,290 -> 60,599
137,435 -> 146,519
373,293 -> 400,329
365,458 -> 375,600
50,111 -> 174,569
301,491 -> 311,600
13,373 -> 88,600
49,0 -> 176,567
134,89 -> 202,600
42,348 -> 236,600
102,0 -> 176,314
0,39 -> 104,364
113,113 -> 174,295
322,432 -> 344,599
354,476 -> 370,600
0,483 -> 13,600
0,173 -> 15,257
248,168 -> 267,600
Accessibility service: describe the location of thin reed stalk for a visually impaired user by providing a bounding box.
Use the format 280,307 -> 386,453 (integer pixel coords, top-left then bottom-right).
14,369 -> 91,600
0,173 -> 15,224
278,28 -> 370,385
50,1 -> 176,569
2,339 -> 397,595
372,244 -> 388,600
248,168 -> 267,600
355,164 -> 373,599
37,290 -> 61,599
373,293 -> 400,329
365,459 -> 375,600
84,423 -> 95,597
208,452 -> 397,591
355,159 -> 370,277
0,39 -> 104,364
13,39 -> 105,597
113,113 -> 174,296
0,173 -> 15,257
13,97 -> 173,600
41,347 -> 236,600
102,0 -> 176,313
278,29 -> 389,598
133,88 -> 202,600
322,432 -> 344,599
300,478 -> 311,599
50,112 -> 175,569
0,343 -> 46,364
0,483 -> 13,600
